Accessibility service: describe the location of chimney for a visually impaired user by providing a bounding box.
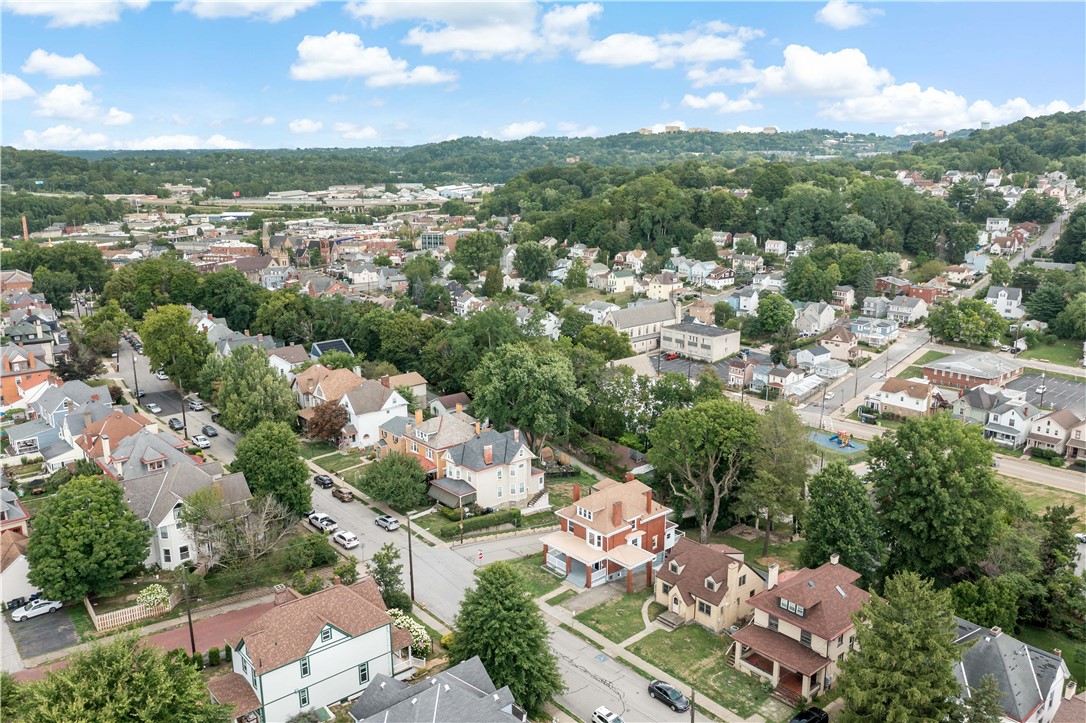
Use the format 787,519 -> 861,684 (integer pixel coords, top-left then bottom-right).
483,445 -> 493,465
767,563 -> 779,590
380,374 -> 390,388
257,334 -> 263,341
830,553 -> 840,565
624,472 -> 635,482
332,575 -> 341,586
573,484 -> 581,502
456,402 -> 463,414
674,299 -> 683,323
727,560 -> 740,592
353,365 -> 362,377
414,409 -> 423,424
612,500 -> 623,527
1052,647 -> 1061,658
1064,679 -> 1076,701
513,429 -> 520,443
244,329 -> 250,337
474,421 -> 480,435
101,434 -> 111,461
83,409 -> 92,428
990,626 -> 1002,637
644,490 -> 653,515
207,312 -> 212,320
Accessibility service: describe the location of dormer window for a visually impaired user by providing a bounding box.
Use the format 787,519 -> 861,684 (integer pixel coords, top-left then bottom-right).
669,561 -> 679,574
320,627 -> 332,643
705,577 -> 717,591
147,459 -> 165,472
779,597 -> 805,617
576,506 -> 593,522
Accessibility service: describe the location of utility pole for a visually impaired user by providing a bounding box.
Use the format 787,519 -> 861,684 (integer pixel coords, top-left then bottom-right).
131,343 -> 140,401
406,513 -> 416,601
459,503 -> 464,545
173,352 -> 188,437
689,689 -> 696,723
818,385 -> 827,431
181,565 -> 196,655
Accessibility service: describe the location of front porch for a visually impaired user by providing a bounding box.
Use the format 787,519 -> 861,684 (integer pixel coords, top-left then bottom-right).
731,625 -> 830,705
540,531 -> 656,592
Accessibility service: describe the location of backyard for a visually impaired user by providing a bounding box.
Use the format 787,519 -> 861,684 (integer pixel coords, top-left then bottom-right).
574,592 -> 652,644
708,529 -> 805,571
1017,626 -> 1086,689
627,626 -> 772,720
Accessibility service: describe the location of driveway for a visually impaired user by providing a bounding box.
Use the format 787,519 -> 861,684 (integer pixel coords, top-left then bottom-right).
5,607 -> 79,660
1006,373 -> 1085,411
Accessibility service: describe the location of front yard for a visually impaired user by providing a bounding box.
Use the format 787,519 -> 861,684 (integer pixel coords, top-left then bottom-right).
574,592 -> 650,644
627,626 -> 771,719
502,552 -> 563,598
312,451 -> 366,474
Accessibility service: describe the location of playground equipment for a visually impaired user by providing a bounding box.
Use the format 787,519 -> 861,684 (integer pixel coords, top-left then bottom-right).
828,431 -> 854,448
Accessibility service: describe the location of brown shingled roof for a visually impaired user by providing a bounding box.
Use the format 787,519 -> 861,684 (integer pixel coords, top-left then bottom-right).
878,378 -> 932,399
747,560 -> 870,641
556,478 -> 671,535
1,530 -> 29,573
655,536 -> 751,606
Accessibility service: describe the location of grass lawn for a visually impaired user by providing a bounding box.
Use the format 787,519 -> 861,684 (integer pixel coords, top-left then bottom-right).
299,441 -> 337,459
575,592 -> 650,644
66,605 -> 96,642
547,589 -> 579,607
502,553 -> 563,598
709,532 -> 805,571
1000,475 -> 1086,532
648,601 -> 666,621
313,451 -> 366,474
914,350 -> 950,366
1019,339 -> 1084,367
627,627 -> 770,719
1017,625 -> 1086,689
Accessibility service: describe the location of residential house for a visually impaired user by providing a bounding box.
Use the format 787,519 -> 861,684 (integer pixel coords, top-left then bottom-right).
380,373 -> 427,405
990,236 -> 1023,256
654,537 -> 764,634
768,366 -> 806,396
614,249 -> 648,274
944,265 -> 975,284
875,276 -> 911,295
586,262 -> 611,290
732,556 -> 870,705
731,254 -> 765,273
923,352 -> 1024,390
379,409 -> 481,478
861,296 -> 890,319
232,256 -> 274,286
310,338 -> 354,361
646,272 -> 684,301
7,381 -> 112,471
887,296 -> 928,325
344,261 -> 381,290
1065,419 -> 1086,462
764,239 -> 788,256
580,300 -> 620,325
687,260 -> 719,286
1026,408 -> 1083,456
1,344 -> 52,411
212,580 -> 420,723
685,299 -> 716,325
266,345 -> 311,380
660,323 -> 740,363
953,618 -> 1071,723
1,529 -> 35,602
986,216 -> 1010,233
435,428 -> 544,511
849,317 -> 899,347
75,408 -> 153,462
793,346 -> 831,371
349,656 -> 526,723
542,477 -> 680,591
733,287 -> 761,317
951,384 -> 1026,425
830,285 -> 855,310
985,286 -> 1025,320
793,302 -> 835,336
814,358 -> 850,379
603,301 -> 681,353
499,245 -> 518,274
722,357 -> 756,389
606,270 -> 636,295
734,232 -> 758,248
428,392 -> 470,418
865,378 -> 937,418
907,278 -> 953,305
339,381 -> 409,449
984,400 -> 1042,448
705,266 -> 737,290
965,250 -> 991,276
985,169 -> 1005,188
0,270 -> 33,293
292,365 -> 364,410
752,271 -> 786,293
820,328 -> 860,362
1,477 -> 30,537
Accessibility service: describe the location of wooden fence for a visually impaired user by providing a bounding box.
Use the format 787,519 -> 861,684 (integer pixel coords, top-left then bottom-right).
83,588 -> 183,632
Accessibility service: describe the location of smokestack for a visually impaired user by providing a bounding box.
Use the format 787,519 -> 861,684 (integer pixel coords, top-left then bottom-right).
456,403 -> 462,414
513,429 -> 520,443
767,563 -> 779,590
474,421 -> 480,435
101,434 -> 111,461
483,445 -> 493,465
612,500 -> 622,527
572,484 -> 581,502
380,374 -> 390,388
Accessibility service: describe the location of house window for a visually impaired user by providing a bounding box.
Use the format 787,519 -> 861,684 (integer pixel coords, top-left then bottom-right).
801,630 -> 812,648
298,688 -> 309,707
586,531 -> 602,550
147,459 -> 165,472
576,506 -> 593,521
300,658 -> 310,678
768,615 -> 779,632
321,628 -> 332,643
662,583 -> 672,595
410,441 -> 418,453
652,535 -> 658,549
358,663 -> 369,685
739,574 -> 746,586
697,601 -> 711,616
425,449 -> 433,460
160,527 -> 168,539
163,549 -> 172,564
497,470 -> 503,480
241,658 -> 248,673
179,546 -> 190,561
779,598 -> 789,611
849,635 -> 856,649
705,577 -> 715,591
837,634 -> 844,646
670,561 -> 679,573
250,667 -> 257,688
497,486 -> 503,499
509,483 -> 515,497
519,480 -> 525,494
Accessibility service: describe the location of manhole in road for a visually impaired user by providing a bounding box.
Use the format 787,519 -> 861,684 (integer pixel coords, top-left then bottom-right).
595,654 -> 609,663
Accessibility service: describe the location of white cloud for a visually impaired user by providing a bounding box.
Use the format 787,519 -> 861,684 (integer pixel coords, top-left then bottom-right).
333,122 -> 378,140
327,94 -> 349,103
103,107 -> 133,125
3,0 -> 148,27
540,2 -> 602,51
289,118 -> 323,134
290,31 -> 457,87
681,92 -> 761,114
690,45 -> 893,98
175,0 -> 317,22
34,83 -> 99,120
821,83 -> 1083,133
2,74 -> 35,101
577,23 -> 762,68
488,120 -> 546,140
117,133 -> 250,150
577,33 -> 660,67
22,49 -> 101,78
815,1 -> 884,30
245,115 -> 276,125
556,121 -> 599,138
22,124 -> 110,149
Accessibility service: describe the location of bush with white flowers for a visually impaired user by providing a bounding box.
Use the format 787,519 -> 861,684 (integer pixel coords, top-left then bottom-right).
137,583 -> 171,609
388,608 -> 430,658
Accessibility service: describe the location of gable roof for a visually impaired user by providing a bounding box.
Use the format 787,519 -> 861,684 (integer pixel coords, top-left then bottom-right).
606,301 -> 676,330
121,459 -> 242,526
877,378 -> 932,399
266,344 -> 310,365
342,380 -> 400,414
986,285 -> 1023,302
446,429 -> 531,470
924,352 -> 1022,380
294,365 -> 364,401
656,536 -> 755,606
1,530 -> 29,573
822,327 -> 856,344
556,478 -> 670,535
78,409 -> 152,458
747,560 -> 870,640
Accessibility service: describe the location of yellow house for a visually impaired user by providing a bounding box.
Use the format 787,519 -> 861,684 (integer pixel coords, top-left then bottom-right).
653,537 -> 764,634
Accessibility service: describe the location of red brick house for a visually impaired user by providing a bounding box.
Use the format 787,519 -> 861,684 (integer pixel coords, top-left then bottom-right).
922,352 -> 1023,390
541,477 -> 680,591
906,277 -> 953,304
1,344 -> 53,412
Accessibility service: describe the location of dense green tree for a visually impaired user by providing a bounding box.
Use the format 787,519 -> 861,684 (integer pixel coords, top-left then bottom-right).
687,229 -> 719,261
231,422 -> 310,516
945,222 -> 979,264
513,240 -> 556,281
949,575 -> 1022,633
356,453 -> 428,512
102,255 -> 201,318
53,336 -> 103,381
80,299 -> 133,354
449,562 -> 565,716
751,162 -> 794,203
868,415 -> 1001,578
959,674 -> 1006,723
854,261 -> 877,303
253,290 -> 314,345
1053,204 -> 1085,263
423,307 -> 524,391
201,345 -> 295,432
482,264 -> 504,297
713,300 -> 735,325
26,476 -> 150,601
575,324 -> 634,361
926,298 -> 1008,346
801,460 -> 883,582
1025,282 -> 1067,325
31,267 -> 79,311
453,231 -> 504,273
832,214 -> 879,248
403,255 -> 439,303
564,258 -> 588,289
139,304 -> 213,390
1010,190 -> 1060,223
370,542 -> 410,612
378,311 -> 439,371
1055,292 -> 1086,339
4,240 -> 109,295
988,257 -> 1013,286
648,398 -> 760,543
756,292 -> 793,334
5,635 -> 232,723
558,306 -> 593,339
199,268 -> 263,332
469,341 -> 588,453
838,572 -> 963,723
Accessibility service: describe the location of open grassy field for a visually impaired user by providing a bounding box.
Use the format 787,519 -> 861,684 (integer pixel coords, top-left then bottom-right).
1000,474 -> 1086,532
1019,339 -> 1084,367
575,592 -> 650,644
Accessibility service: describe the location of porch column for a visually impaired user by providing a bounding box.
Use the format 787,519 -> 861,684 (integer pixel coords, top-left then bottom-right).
566,555 -> 573,575
585,566 -> 592,588
626,571 -> 633,594
542,544 -> 549,559
801,674 -> 811,701
771,661 -> 780,687
645,564 -> 653,588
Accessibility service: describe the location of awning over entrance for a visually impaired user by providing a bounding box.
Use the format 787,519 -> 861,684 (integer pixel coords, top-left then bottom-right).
607,543 -> 657,569
428,476 -> 476,508
732,625 -> 830,676
539,531 -> 608,565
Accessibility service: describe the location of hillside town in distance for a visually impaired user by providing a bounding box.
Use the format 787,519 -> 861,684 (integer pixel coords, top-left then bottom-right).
2,0 -> 1086,720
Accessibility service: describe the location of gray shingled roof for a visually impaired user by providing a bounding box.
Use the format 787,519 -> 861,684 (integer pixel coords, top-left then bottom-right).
312,338 -> 354,357
668,322 -> 736,338
122,458 -> 233,526
342,380 -> 397,414
985,285 -> 1023,302
924,352 -> 1021,379
350,656 -> 521,723
446,429 -> 528,470
607,301 -> 676,330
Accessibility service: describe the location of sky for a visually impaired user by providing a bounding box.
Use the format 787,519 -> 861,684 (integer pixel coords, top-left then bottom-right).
1,0 -> 1083,151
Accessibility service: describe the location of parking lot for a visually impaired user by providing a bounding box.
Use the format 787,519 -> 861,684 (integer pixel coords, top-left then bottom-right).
5,608 -> 79,660
1006,373 -> 1085,410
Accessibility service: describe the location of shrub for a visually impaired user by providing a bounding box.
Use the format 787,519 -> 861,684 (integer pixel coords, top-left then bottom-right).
440,632 -> 455,649
166,648 -> 190,666
224,644 -> 232,663
1048,457 -> 1065,467
384,588 -> 413,613
388,608 -> 431,657
192,652 -> 204,670
208,647 -> 220,666
136,583 -> 171,609
285,534 -> 339,570
291,569 -> 326,595
333,560 -> 359,586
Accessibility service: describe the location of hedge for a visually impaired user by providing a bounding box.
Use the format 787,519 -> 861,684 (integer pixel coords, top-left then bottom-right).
429,509 -> 522,539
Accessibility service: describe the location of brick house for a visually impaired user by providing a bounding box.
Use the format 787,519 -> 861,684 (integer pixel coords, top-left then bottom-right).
923,352 -> 1024,390
435,428 -> 545,511
541,477 -> 680,591
0,344 -> 53,412
654,537 -> 764,634
378,409 -> 480,479
732,555 -> 870,706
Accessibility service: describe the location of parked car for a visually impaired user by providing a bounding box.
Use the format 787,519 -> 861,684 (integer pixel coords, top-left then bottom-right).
648,680 -> 690,712
872,371 -> 885,379
308,512 -> 338,533
375,515 -> 400,531
789,708 -> 829,723
135,388 -> 146,398
156,370 -> 169,380
333,530 -> 360,549
168,417 -> 184,431
10,599 -> 62,622
314,474 -> 334,489
191,435 -> 211,449
1035,385 -> 1048,394
187,400 -> 205,411
1075,533 -> 1086,544
332,487 -> 354,503
592,707 -> 625,723
824,391 -> 835,400
663,353 -> 679,360
201,425 -> 218,437
145,402 -> 162,414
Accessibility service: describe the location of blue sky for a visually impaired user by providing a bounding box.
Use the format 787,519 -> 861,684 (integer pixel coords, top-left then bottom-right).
2,1 -> 1083,150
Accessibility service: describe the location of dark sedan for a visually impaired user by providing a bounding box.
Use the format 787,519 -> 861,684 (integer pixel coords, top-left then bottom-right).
648,680 -> 690,712
201,425 -> 218,437
314,474 -> 334,489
